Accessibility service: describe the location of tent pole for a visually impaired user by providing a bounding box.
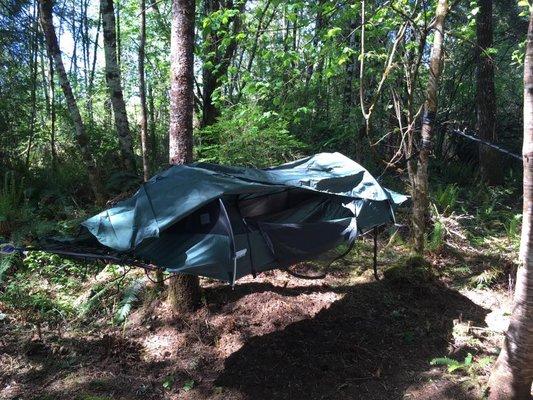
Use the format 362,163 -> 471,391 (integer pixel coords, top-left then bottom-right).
373,227 -> 379,281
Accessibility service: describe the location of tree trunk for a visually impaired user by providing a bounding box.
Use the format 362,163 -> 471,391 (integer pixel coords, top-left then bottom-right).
101,0 -> 137,173
139,0 -> 150,182
411,0 -> 448,253
168,0 -> 201,312
87,12 -> 101,122
148,82 -> 157,166
476,0 -> 502,185
25,0 -> 39,169
200,0 -> 245,128
39,0 -> 103,202
488,10 -> 533,399
49,54 -> 57,166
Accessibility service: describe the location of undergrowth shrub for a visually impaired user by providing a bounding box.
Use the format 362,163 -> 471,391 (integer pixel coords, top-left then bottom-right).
433,184 -> 459,214
196,103 -> 305,167
0,172 -> 28,237
383,256 -> 436,286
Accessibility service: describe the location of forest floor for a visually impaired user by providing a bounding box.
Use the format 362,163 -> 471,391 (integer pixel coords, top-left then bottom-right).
0,218 -> 517,400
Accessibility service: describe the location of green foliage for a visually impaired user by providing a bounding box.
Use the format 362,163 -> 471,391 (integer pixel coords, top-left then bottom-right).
433,184 -> 459,214
196,104 -> 305,167
504,214 -> 522,241
383,256 -> 436,286
469,267 -> 504,289
114,279 -> 144,324
0,257 -> 11,283
183,379 -> 196,392
431,353 -> 474,373
427,221 -> 445,252
0,172 -> 26,226
162,375 -> 175,390
430,353 -> 494,375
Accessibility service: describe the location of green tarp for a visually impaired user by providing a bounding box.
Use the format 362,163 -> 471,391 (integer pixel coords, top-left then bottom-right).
82,153 -> 407,283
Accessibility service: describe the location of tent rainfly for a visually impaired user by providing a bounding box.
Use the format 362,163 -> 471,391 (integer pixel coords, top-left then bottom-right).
81,153 -> 408,284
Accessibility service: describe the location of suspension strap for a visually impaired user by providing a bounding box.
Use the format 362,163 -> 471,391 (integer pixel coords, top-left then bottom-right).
448,128 -> 522,161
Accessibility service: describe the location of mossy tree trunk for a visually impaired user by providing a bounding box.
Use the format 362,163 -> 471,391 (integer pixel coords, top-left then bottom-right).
411,0 -> 448,254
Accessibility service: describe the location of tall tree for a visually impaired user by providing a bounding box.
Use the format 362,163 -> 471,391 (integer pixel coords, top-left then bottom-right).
200,0 -> 246,128
476,0 -> 502,185
38,0 -> 103,202
139,0 -> 150,181
168,0 -> 201,311
411,0 -> 448,253
101,0 -> 136,173
488,8 -> 533,399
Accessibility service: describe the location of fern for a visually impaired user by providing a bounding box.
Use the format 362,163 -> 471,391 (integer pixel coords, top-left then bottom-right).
0,254 -> 14,283
428,221 -> 445,251
430,353 -> 473,373
114,279 -> 144,324
78,280 -> 116,318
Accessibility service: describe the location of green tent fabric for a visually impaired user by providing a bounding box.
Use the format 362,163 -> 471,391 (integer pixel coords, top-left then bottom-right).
81,153 -> 407,283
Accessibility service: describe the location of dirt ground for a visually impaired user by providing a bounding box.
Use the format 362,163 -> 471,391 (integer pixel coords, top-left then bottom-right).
0,250 -> 512,400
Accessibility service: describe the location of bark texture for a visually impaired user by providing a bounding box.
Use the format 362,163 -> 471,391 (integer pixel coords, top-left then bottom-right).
39,0 -> 103,202
476,0 -> 502,185
488,10 -> 533,399
200,0 -> 245,128
101,0 -> 136,173
168,0 -> 201,311
139,0 -> 150,182
169,0 -> 195,164
411,0 -> 448,253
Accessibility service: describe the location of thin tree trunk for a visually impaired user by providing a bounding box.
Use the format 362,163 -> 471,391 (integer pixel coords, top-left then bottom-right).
116,0 -> 121,70
411,0 -> 448,253
139,0 -> 150,182
168,0 -> 200,312
101,0 -> 137,173
488,9 -> 533,399
476,0 -> 502,185
306,0 -> 325,84
39,0 -> 103,202
148,82 -> 157,166
25,0 -> 39,169
49,54 -> 57,166
87,12 -> 101,122
343,18 -> 359,159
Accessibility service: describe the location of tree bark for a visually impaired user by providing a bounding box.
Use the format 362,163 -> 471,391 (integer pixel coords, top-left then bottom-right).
25,0 -> 39,169
168,0 -> 201,312
39,0 -> 103,202
200,0 -> 246,128
476,0 -> 502,185
411,0 -> 448,254
101,0 -> 137,173
488,10 -> 533,399
139,0 -> 150,182
148,82 -> 157,166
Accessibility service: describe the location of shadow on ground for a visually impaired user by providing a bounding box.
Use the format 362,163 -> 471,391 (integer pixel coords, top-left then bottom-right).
215,279 -> 488,400
1,276 -> 489,400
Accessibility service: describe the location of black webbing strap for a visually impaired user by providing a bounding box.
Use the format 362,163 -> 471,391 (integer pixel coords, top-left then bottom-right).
373,227 -> 379,281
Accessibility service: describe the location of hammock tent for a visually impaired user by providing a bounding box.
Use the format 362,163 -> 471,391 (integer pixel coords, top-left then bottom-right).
77,153 -> 407,283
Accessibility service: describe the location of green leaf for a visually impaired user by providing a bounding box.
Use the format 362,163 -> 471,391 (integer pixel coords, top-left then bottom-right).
326,27 -> 342,38
162,375 -> 174,390
183,379 -> 195,392
114,279 -> 143,324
